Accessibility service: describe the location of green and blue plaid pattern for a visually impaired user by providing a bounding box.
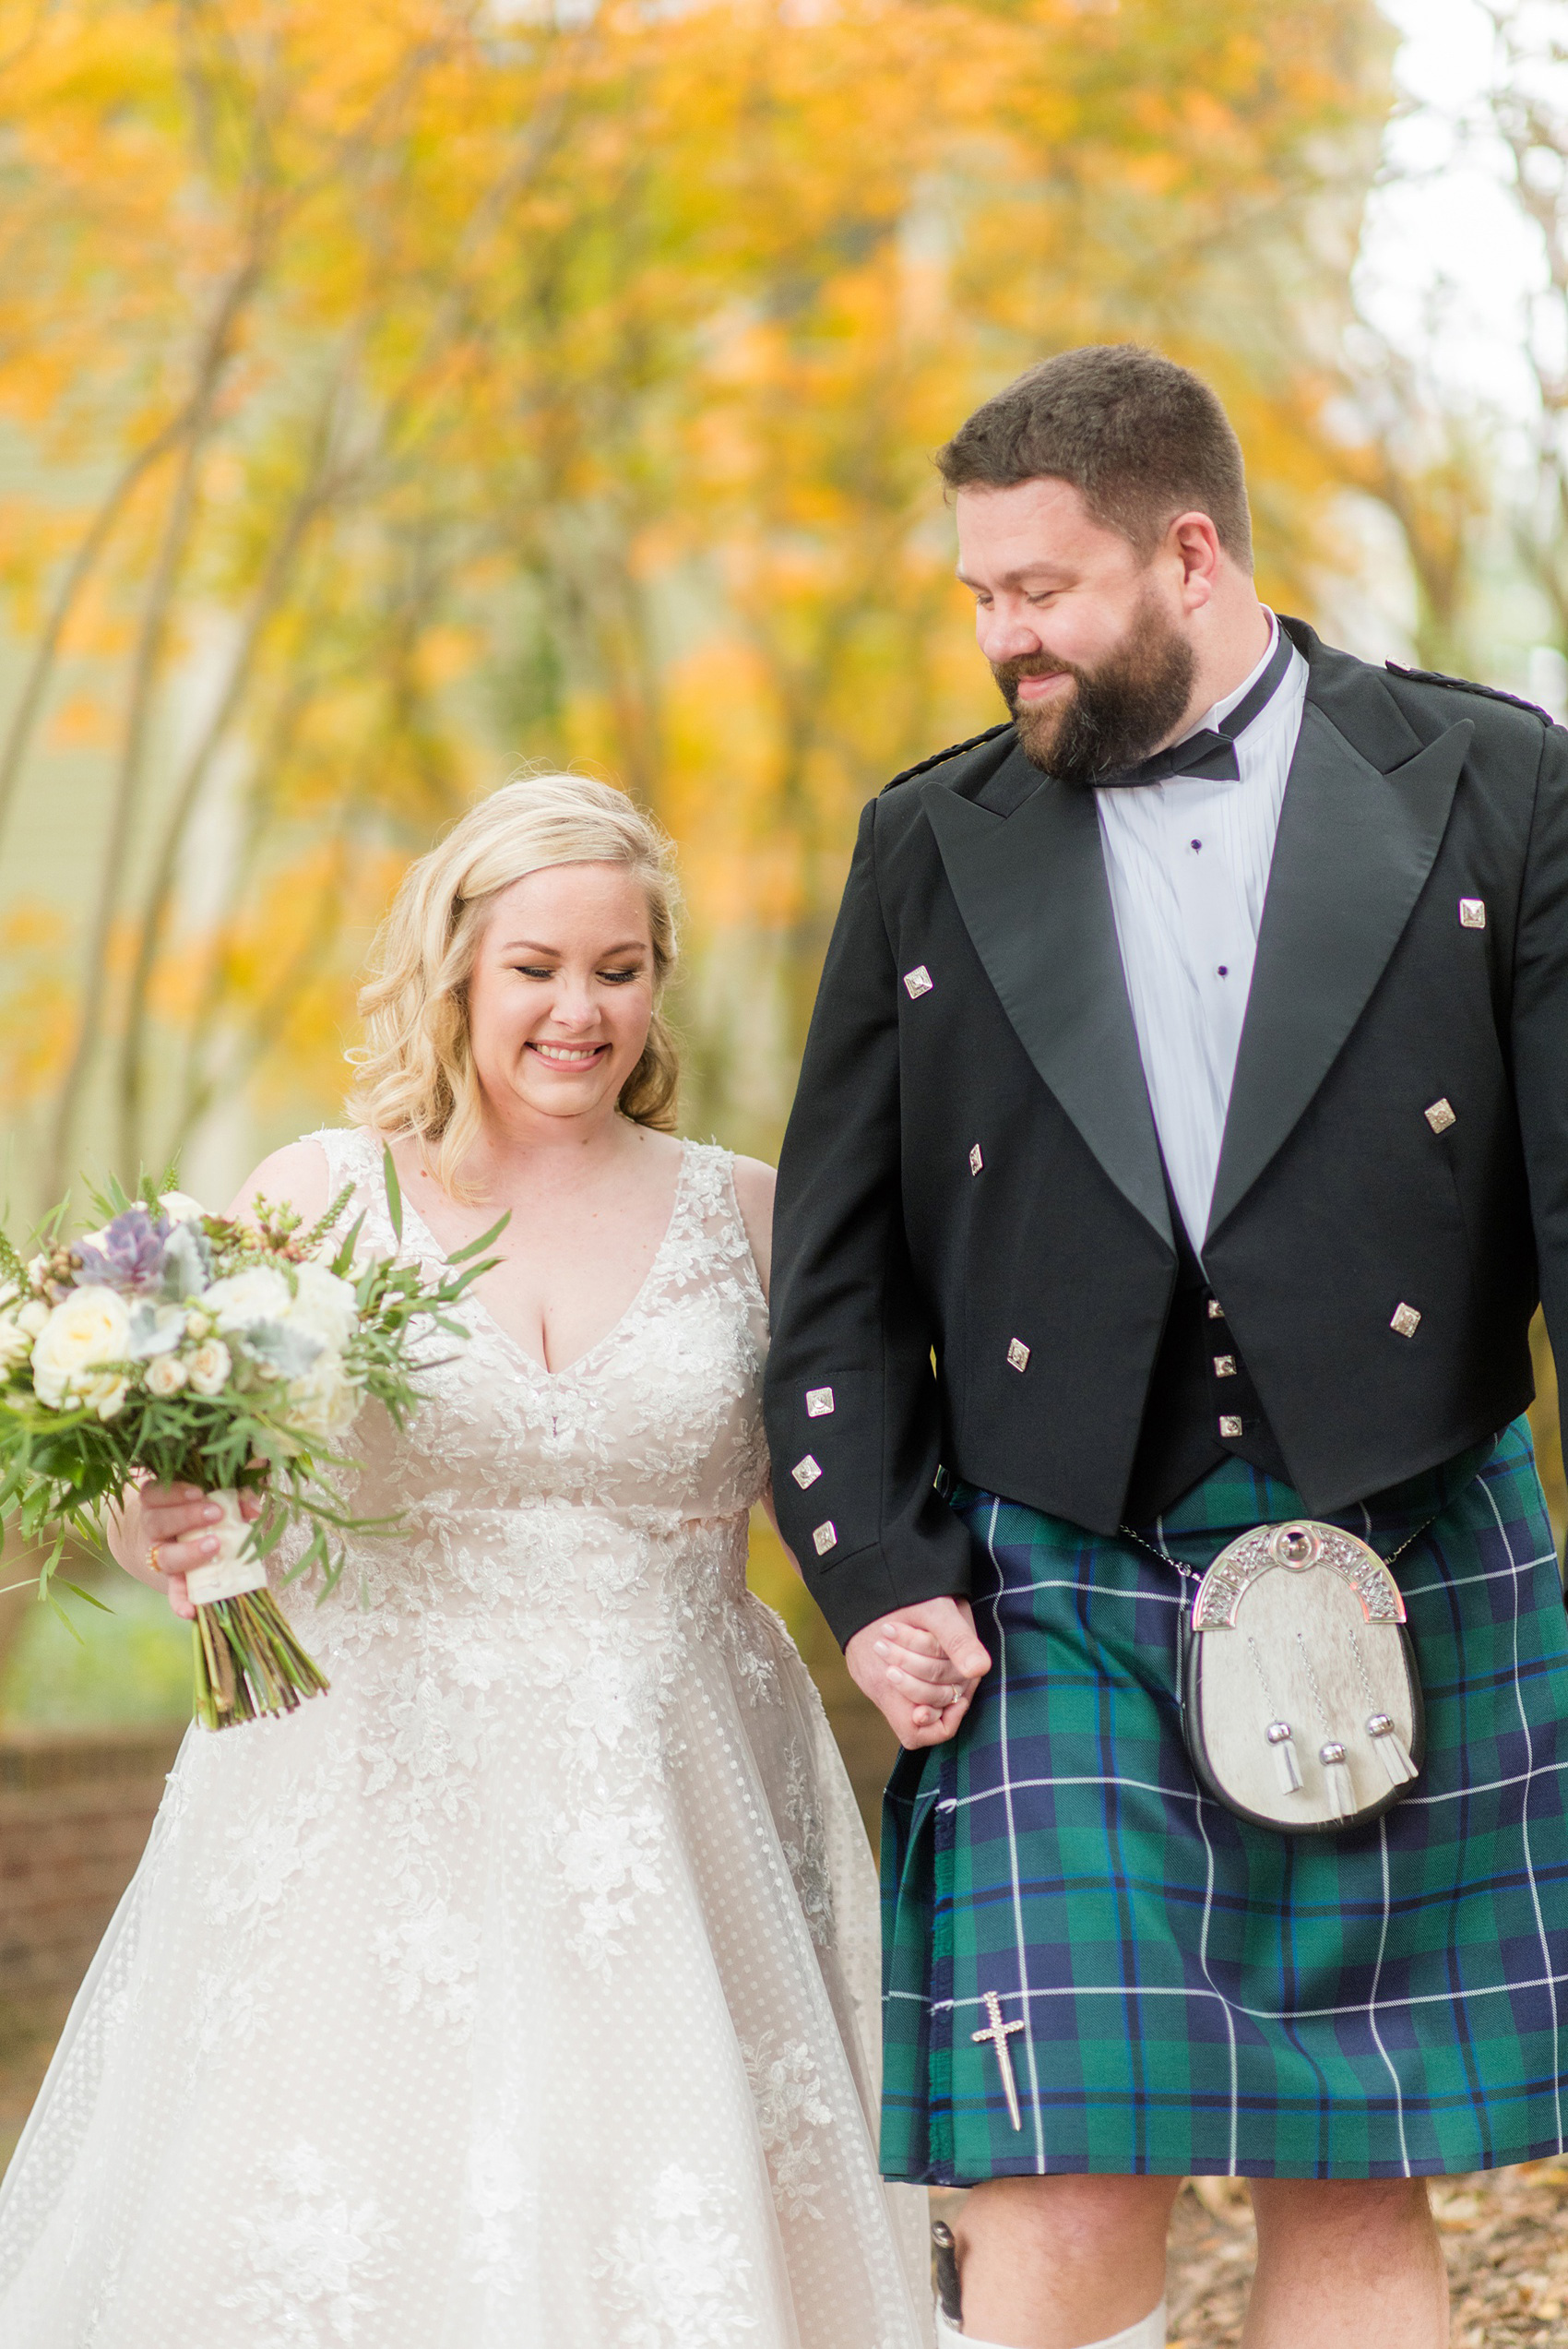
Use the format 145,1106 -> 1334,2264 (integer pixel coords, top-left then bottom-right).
881,1421 -> 1568,2181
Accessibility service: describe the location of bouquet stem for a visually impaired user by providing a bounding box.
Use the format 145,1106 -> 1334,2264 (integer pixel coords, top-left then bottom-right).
184,1487 -> 330,1731
192,1587 -> 330,1730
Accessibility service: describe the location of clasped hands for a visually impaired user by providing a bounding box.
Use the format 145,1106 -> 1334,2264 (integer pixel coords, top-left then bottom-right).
845,1596 -> 992,1749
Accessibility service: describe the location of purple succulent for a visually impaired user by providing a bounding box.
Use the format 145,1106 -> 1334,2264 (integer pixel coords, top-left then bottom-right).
73,1206 -> 172,1294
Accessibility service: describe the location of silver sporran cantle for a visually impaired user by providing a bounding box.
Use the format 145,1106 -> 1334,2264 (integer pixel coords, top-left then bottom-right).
1179,1520 -> 1423,1833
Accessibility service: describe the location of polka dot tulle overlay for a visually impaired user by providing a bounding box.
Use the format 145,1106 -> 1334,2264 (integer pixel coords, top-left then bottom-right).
0,1129 -> 928,2347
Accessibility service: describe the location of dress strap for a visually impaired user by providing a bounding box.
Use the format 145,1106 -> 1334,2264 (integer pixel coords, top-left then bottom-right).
679,1140 -> 766,1304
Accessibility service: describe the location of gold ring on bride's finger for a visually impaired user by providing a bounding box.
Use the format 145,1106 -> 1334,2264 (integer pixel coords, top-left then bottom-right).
149,1544 -> 162,1574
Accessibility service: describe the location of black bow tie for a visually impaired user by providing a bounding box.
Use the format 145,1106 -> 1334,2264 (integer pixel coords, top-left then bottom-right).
1093,626 -> 1294,790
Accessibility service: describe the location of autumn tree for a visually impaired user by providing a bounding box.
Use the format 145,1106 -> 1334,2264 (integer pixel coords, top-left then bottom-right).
0,0 -> 1394,1210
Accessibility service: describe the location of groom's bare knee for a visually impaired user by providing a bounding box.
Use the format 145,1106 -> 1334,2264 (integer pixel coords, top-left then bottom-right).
956,2174 -> 1179,2343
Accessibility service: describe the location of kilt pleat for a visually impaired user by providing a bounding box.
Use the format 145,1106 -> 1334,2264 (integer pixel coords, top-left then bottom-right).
880,1420 -> 1568,2182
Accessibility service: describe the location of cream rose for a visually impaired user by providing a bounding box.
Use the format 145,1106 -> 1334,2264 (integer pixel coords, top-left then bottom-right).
202,1268 -> 291,1332
158,1190 -> 208,1225
185,1339 -> 232,1397
31,1286 -> 132,1408
288,1354 -> 362,1441
83,1373 -> 129,1420
17,1301 -> 50,1339
286,1262 -> 359,1352
145,1353 -> 188,1398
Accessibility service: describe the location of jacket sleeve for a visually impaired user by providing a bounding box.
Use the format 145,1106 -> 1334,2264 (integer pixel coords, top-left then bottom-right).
764,794 -> 973,1647
1513,719 -> 1568,1549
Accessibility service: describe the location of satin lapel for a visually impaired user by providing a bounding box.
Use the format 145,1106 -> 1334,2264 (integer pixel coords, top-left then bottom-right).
922,765 -> 1173,1250
1206,705 -> 1473,1239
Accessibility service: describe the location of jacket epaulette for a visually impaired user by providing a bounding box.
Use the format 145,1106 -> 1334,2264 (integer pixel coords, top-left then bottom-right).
1384,661 -> 1555,726
880,720 -> 1015,793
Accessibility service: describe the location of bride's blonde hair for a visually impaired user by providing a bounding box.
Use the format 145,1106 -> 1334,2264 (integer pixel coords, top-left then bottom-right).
350,771 -> 681,1198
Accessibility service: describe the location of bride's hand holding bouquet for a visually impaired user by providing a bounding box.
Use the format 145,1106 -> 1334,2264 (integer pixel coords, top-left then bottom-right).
0,1155 -> 501,1730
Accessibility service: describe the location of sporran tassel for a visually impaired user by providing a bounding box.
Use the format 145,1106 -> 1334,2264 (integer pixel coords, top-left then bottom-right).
1265,1720 -> 1302,1795
1319,1741 -> 1356,1820
1367,1712 -> 1419,1787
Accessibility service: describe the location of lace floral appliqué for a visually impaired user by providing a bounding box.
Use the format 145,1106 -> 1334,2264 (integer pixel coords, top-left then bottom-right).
593,2164 -> 759,2345
220,2142 -> 394,2343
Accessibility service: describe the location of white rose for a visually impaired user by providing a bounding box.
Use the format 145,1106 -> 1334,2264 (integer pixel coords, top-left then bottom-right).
202,1268 -> 292,1332
18,1300 -> 50,1339
288,1354 -> 362,1441
286,1262 -> 360,1352
0,1316 -> 31,1374
145,1353 -> 188,1398
81,1371 -> 128,1421
185,1339 -> 232,1397
30,1286 -> 132,1409
158,1190 -> 208,1225
185,1309 -> 210,1340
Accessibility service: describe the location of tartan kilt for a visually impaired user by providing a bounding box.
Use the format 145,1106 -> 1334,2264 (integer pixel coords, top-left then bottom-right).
880,1420 -> 1568,2182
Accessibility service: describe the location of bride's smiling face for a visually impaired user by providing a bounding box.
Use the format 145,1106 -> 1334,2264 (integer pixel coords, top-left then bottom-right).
467,862 -> 656,1127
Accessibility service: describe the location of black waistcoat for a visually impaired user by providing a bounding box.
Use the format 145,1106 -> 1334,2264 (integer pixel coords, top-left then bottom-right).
1123,1184 -> 1290,1524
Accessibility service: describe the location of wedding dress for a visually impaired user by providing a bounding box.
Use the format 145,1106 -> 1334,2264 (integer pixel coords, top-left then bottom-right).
0,1130 -> 930,2347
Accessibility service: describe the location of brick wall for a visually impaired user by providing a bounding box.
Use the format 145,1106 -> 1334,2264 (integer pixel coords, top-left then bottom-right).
1,1725 -> 184,2001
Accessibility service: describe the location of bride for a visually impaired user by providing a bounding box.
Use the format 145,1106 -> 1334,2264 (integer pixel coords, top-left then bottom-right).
0,771 -> 929,2347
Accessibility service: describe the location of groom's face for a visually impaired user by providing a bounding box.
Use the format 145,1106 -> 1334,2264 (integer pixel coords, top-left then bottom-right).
955,477 -> 1196,786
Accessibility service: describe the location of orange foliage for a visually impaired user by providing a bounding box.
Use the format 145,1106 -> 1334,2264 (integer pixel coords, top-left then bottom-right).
0,0 -> 1392,1186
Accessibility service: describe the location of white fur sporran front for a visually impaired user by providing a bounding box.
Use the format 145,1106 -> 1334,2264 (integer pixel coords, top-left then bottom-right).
1180,1520 -> 1423,1833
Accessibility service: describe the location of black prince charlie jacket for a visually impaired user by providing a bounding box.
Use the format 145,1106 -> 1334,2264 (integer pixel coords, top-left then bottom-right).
763,619 -> 1568,1649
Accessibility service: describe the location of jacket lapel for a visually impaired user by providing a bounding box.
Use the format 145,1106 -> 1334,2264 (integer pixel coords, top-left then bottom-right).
923,754 -> 1173,1251
1205,702 -> 1473,1240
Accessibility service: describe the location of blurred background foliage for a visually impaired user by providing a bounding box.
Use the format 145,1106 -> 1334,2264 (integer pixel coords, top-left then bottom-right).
0,0 -> 1562,1734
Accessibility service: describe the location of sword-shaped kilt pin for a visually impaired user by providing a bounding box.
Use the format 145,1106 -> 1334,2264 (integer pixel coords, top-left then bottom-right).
971,1989 -> 1026,2132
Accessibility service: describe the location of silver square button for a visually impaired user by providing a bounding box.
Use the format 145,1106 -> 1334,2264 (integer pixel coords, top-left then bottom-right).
969,1144 -> 984,1176
812,1520 -> 838,1556
791,1454 -> 821,1489
1213,1354 -> 1237,1377
903,965 -> 933,998
1218,1414 -> 1243,1438
1006,1338 -> 1030,1373
1458,898 -> 1486,929
1424,1098 -> 1456,1134
805,1387 -> 835,1417
1206,1298 -> 1225,1319
1391,1302 -> 1422,1338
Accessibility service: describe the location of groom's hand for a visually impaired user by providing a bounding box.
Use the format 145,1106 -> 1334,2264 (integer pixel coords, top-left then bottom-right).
846,1598 -> 992,1749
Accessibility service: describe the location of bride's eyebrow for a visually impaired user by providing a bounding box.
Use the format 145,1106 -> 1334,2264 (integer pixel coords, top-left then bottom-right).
498,938 -> 647,956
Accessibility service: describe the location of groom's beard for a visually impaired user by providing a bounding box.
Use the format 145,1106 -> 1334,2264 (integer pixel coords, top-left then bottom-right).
993,595 -> 1196,788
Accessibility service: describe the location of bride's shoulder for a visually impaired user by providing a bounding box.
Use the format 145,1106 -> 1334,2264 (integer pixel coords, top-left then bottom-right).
718,1151 -> 776,1297
222,1127 -> 372,1223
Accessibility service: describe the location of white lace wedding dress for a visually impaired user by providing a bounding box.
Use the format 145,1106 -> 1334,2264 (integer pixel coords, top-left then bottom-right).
0,1130 -> 929,2347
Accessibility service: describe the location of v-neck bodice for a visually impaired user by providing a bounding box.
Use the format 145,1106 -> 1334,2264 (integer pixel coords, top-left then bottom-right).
396,1139 -> 693,1384
289,1126 -> 772,1647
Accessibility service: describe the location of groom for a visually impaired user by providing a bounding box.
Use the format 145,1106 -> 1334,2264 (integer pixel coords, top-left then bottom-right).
765,344 -> 1568,2349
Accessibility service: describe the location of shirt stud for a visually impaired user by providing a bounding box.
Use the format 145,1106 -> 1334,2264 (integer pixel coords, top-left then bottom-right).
791,1454 -> 822,1489
1206,1298 -> 1225,1320
1391,1303 -> 1422,1338
968,1143 -> 983,1176
903,965 -> 933,998
1424,1098 -> 1456,1134
805,1386 -> 835,1417
1458,898 -> 1486,929
812,1520 -> 837,1556
1213,1354 -> 1237,1377
1006,1338 -> 1030,1372
1218,1414 -> 1243,1438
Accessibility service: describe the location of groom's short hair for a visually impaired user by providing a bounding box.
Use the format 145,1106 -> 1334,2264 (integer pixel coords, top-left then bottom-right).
935,344 -> 1254,572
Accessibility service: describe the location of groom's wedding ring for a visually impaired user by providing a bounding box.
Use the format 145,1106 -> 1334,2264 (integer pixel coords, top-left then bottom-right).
149,1544 -> 162,1574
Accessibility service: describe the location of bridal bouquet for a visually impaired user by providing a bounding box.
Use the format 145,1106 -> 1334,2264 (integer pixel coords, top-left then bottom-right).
0,1157 -> 500,1730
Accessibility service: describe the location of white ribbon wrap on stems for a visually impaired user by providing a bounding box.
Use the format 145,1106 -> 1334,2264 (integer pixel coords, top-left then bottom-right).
182,1489 -> 267,1604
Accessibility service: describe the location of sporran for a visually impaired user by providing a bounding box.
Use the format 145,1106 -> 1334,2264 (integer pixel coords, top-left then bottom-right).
1162,1519 -> 1426,1833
